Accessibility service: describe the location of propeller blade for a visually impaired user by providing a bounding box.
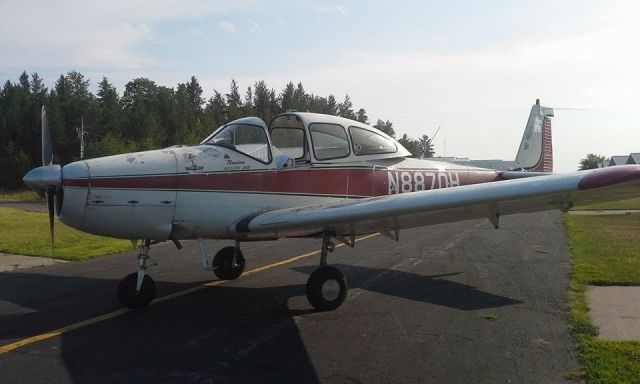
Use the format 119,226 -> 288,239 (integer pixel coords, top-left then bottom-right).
42,106 -> 53,166
45,188 -> 55,248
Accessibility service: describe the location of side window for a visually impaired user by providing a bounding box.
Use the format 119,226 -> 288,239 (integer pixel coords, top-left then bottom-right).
309,123 -> 350,160
349,126 -> 397,155
271,128 -> 305,159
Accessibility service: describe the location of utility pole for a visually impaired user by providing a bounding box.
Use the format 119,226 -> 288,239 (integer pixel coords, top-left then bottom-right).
75,117 -> 86,159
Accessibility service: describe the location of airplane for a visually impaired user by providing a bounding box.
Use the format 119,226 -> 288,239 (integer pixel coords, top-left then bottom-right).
23,99 -> 640,311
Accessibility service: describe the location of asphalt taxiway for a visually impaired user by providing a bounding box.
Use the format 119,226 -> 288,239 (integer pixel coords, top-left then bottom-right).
0,211 -> 578,383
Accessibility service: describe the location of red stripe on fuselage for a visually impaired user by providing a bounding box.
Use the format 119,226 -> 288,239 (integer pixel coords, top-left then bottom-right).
62,168 -> 499,197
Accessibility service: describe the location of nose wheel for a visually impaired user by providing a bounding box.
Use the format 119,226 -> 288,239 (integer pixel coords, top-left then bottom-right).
118,272 -> 156,309
118,239 -> 157,309
305,236 -> 349,311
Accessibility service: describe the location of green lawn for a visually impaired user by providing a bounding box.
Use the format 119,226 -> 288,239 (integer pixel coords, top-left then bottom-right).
0,206 -> 132,261
0,190 -> 44,202
567,215 -> 640,285
574,197 -> 640,210
566,214 -> 640,383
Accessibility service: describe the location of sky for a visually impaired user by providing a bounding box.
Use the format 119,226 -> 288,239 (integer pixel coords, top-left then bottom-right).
1,0 -> 639,172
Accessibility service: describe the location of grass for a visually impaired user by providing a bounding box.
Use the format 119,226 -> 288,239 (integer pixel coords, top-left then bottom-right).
573,197 -> 640,211
566,215 -> 640,285
0,206 -> 132,261
0,190 -> 44,202
566,214 -> 640,383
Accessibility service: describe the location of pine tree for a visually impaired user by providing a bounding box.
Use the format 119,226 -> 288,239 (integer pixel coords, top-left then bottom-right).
338,94 -> 356,120
279,82 -> 295,112
326,95 -> 338,115
374,119 -> 396,138
292,82 -> 307,111
243,86 -> 254,116
226,79 -> 242,120
356,108 -> 368,124
96,77 -> 121,137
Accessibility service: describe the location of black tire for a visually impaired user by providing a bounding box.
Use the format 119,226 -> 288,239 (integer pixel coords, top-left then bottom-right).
213,246 -> 245,280
306,266 -> 348,311
117,272 -> 156,309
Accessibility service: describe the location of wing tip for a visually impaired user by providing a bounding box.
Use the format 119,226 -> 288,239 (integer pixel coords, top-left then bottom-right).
578,165 -> 640,190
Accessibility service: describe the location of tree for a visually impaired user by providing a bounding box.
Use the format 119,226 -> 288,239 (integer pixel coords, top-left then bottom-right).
374,119 -> 395,138
338,94 -> 356,120
578,153 -> 607,170
242,86 -> 253,116
279,82 -> 295,112
204,90 -> 227,131
96,77 -> 121,137
398,133 -> 420,157
356,108 -> 368,124
226,79 -> 242,120
418,135 -> 435,158
121,77 -> 161,145
253,80 -> 271,122
325,95 -> 338,115
292,82 -> 307,111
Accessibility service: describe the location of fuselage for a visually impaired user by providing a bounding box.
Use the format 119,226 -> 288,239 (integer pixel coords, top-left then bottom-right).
58,145 -> 500,241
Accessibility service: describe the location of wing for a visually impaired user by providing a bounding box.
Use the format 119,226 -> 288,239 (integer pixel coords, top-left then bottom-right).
231,165 -> 640,238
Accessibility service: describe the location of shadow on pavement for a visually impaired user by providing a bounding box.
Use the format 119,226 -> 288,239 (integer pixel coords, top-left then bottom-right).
1,261 -> 522,383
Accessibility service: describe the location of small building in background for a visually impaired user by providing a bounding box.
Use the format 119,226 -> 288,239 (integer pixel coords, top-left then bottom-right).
609,156 -> 630,166
598,153 -> 639,168
627,153 -> 640,165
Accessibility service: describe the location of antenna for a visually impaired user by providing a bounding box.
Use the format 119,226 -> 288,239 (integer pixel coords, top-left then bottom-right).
431,126 -> 441,142
419,126 -> 441,159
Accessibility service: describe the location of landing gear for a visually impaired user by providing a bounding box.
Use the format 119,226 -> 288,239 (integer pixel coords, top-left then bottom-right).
305,236 -> 348,311
213,243 -> 246,280
118,239 -> 156,309
118,273 -> 156,309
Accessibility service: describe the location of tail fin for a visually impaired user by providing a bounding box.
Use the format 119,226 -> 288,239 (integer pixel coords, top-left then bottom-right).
513,99 -> 554,172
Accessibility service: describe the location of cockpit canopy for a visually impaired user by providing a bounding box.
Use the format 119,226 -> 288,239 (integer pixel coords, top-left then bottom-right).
201,112 -> 410,164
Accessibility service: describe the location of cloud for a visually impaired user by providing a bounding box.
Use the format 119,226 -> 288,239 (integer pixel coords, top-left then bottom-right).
217,21 -> 236,35
335,5 -> 348,16
185,28 -> 207,41
314,4 -> 349,16
201,1 -> 639,172
248,20 -> 261,34
0,0 -> 256,70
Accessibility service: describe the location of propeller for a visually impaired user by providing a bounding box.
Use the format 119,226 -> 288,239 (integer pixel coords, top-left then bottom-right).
23,106 -> 62,248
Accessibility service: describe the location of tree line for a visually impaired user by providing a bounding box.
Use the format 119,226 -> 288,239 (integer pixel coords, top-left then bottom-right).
0,71 -> 434,189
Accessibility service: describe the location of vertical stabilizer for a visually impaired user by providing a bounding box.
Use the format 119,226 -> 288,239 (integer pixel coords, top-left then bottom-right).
513,99 -> 554,172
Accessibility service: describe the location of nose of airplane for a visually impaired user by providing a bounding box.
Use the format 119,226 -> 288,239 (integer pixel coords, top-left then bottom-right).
23,164 -> 62,191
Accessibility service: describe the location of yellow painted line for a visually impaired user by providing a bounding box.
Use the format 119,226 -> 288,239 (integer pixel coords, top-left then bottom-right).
0,233 -> 379,354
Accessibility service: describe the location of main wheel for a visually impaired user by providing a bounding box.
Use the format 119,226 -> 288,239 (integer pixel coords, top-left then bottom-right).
213,246 -> 245,280
306,266 -> 348,311
118,272 -> 156,309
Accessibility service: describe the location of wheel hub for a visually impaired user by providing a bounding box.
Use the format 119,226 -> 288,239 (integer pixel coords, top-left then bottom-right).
321,279 -> 341,301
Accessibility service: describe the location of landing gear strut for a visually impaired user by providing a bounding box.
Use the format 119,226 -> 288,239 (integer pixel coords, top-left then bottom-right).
118,239 -> 156,309
306,235 -> 348,311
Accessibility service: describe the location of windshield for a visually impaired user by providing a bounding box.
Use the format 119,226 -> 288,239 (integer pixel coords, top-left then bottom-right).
204,123 -> 271,163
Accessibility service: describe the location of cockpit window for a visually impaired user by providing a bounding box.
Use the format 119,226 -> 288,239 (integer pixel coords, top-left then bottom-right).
204,123 -> 271,163
271,128 -> 305,159
349,126 -> 397,155
309,123 -> 350,160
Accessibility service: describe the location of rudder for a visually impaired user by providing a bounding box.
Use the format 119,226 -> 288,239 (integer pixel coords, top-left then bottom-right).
513,99 -> 554,172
